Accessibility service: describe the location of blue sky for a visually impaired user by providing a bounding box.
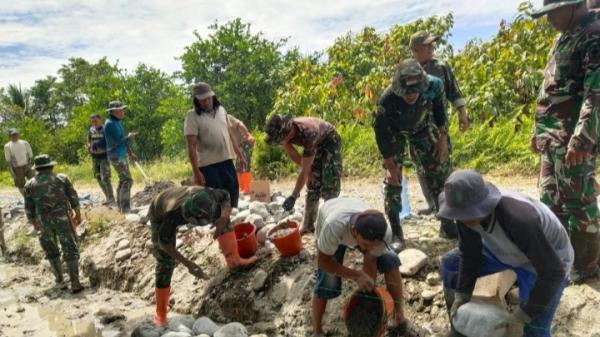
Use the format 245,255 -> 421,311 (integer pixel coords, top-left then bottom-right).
0,0 -> 532,88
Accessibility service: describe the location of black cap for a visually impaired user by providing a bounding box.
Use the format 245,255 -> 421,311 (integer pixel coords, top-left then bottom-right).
352,210 -> 388,241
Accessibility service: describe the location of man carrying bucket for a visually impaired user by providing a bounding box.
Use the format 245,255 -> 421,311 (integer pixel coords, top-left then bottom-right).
438,170 -> 573,337
311,197 -> 425,337
148,186 -> 257,327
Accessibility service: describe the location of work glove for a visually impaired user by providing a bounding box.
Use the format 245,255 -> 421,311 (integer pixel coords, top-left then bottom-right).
492,307 -> 531,337
282,195 -> 297,211
450,292 -> 472,320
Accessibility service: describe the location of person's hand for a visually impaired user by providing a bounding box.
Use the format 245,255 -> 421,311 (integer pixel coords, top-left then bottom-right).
73,212 -> 82,226
433,134 -> 449,163
129,153 -> 139,162
127,132 -> 137,139
450,293 -> 471,320
238,156 -> 247,169
31,221 -> 40,231
530,136 -> 540,154
186,263 -> 206,279
565,148 -> 588,168
247,136 -> 255,147
353,271 -> 375,291
193,172 -> 206,186
459,113 -> 470,132
492,307 -> 531,337
282,195 -> 297,211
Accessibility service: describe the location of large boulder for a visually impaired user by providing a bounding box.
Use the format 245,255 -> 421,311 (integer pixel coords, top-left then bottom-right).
249,202 -> 270,219
244,214 -> 265,230
214,323 -> 248,337
131,322 -> 164,337
453,302 -> 509,337
398,248 -> 428,276
168,315 -> 196,332
192,316 -> 219,336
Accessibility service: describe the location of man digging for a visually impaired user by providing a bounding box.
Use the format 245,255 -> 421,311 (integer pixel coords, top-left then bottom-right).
148,185 -> 257,327
24,155 -> 84,293
374,59 -> 457,251
265,114 -> 342,234
439,170 -> 573,337
311,197 -> 425,337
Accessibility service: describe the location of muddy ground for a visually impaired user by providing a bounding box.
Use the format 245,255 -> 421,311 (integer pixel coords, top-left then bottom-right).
1,175 -> 600,337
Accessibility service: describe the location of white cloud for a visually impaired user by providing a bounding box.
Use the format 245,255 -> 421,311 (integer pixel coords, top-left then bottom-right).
0,0 -> 526,88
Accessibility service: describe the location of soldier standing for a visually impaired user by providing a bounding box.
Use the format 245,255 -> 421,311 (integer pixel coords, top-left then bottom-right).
86,113 -> 115,205
24,155 -> 83,293
374,59 -> 457,251
410,31 -> 470,215
104,101 -> 138,213
148,186 -> 256,327
264,115 -> 343,234
531,0 -> 600,283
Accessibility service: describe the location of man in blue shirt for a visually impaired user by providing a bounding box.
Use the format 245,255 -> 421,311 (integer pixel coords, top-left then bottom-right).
104,101 -> 138,213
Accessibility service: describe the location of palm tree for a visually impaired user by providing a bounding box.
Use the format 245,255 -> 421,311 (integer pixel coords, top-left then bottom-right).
6,83 -> 29,114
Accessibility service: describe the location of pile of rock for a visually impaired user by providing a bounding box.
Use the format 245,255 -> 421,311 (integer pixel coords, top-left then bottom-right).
132,315 -> 265,337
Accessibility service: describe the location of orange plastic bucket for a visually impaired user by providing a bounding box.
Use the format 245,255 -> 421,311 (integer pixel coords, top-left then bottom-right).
237,172 -> 253,194
234,222 -> 257,258
343,288 -> 394,337
267,221 -> 303,257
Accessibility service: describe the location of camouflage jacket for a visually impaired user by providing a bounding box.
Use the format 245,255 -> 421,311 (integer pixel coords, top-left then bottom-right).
534,13 -> 600,153
289,117 -> 337,157
421,58 -> 466,109
374,75 -> 446,159
24,172 -> 80,225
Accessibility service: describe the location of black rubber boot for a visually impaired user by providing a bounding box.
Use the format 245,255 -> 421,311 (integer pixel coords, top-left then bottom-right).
418,173 -> 437,214
49,258 -> 68,289
300,191 -> 319,234
570,231 -> 600,284
66,259 -> 84,293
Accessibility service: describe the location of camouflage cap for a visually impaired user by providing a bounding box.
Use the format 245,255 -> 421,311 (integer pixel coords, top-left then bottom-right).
409,31 -> 438,50
181,191 -> 219,226
192,82 -> 215,101
33,154 -> 57,170
531,0 -> 585,18
391,59 -> 429,96
106,101 -> 127,112
264,114 -> 293,145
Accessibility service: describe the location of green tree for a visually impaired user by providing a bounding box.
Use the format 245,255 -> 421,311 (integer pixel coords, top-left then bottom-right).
179,18 -> 291,129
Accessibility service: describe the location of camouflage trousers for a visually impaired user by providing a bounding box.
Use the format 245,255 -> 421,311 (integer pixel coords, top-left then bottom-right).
110,158 -> 133,212
304,132 -> 343,231
93,158 -> 115,202
151,221 -> 176,288
38,218 -> 80,262
539,147 -> 599,233
384,129 -> 452,237
236,141 -> 253,173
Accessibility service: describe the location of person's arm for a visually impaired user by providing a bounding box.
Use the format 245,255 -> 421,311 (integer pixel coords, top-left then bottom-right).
317,250 -> 374,290
86,132 -> 92,153
566,36 -> 600,167
4,145 -> 15,178
25,141 -> 33,165
61,175 -> 81,225
374,107 -> 403,186
291,155 -> 315,197
238,121 -> 255,146
157,218 -> 205,278
456,222 -> 483,295
228,129 -> 246,167
23,184 -> 39,230
431,82 -> 449,162
104,122 -> 129,149
282,142 -> 302,166
212,190 -> 232,238
185,136 -> 204,185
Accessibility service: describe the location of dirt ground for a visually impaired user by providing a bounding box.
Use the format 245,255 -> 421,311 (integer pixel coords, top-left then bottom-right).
1,174 -> 600,337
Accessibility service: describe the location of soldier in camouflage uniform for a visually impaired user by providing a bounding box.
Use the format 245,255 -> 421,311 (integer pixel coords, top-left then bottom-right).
265,115 -> 343,234
374,60 -> 457,251
24,155 -> 83,293
104,101 -> 138,213
531,0 -> 600,283
86,113 -> 115,205
148,186 -> 256,327
410,31 -> 470,216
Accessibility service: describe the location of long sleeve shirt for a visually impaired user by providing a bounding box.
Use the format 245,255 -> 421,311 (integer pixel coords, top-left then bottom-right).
456,191 -> 573,319
4,140 -> 33,168
421,58 -> 466,109
104,115 -> 129,160
373,75 -> 447,159
24,172 -> 80,226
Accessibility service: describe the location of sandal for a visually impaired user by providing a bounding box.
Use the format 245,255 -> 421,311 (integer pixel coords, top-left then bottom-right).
386,319 -> 428,337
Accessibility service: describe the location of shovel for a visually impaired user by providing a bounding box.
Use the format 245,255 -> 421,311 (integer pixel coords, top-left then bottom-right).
133,160 -> 153,186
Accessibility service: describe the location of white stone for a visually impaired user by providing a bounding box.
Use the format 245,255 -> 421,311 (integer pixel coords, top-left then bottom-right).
287,213 -> 303,224
178,225 -> 190,233
115,248 -> 132,262
168,315 -> 196,330
257,224 -> 276,245
398,248 -> 428,276
266,202 -> 283,214
426,272 -> 441,286
238,200 -> 250,211
231,208 -> 239,217
252,269 -> 268,291
176,239 -> 184,249
125,213 -> 141,223
192,316 -> 219,336
161,332 -> 191,337
245,214 -> 265,230
117,239 -> 130,250
231,210 -> 251,225
421,288 -> 440,301
453,302 -> 509,337
214,323 -> 248,337
249,335 -> 267,337
249,202 -> 269,219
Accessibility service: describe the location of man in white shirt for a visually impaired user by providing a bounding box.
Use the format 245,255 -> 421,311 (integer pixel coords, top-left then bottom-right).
4,128 -> 34,195
312,197 -> 424,337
